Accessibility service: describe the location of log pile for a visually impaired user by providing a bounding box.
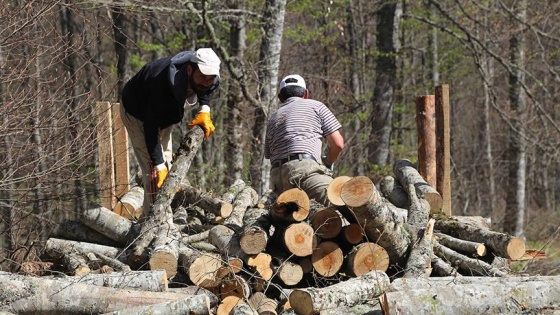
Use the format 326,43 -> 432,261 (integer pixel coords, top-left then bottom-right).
2,126 -> 558,315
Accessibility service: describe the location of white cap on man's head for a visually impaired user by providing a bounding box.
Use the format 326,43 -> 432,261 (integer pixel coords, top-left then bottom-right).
279,74 -> 306,90
192,48 -> 221,77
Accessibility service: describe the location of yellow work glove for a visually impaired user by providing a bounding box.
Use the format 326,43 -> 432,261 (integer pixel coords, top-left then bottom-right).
155,164 -> 168,189
188,105 -> 215,138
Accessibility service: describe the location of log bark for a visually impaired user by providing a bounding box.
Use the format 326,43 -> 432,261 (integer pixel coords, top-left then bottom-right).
239,207 -> 272,255
257,189 -> 278,209
271,188 -> 310,223
60,270 -> 168,292
230,302 -> 258,315
382,276 -> 560,315
435,232 -> 487,256
45,238 -> 128,263
310,207 -> 342,240
174,183 -> 233,218
289,270 -> 390,315
346,242 -> 390,276
53,220 -> 121,247
393,159 -> 442,213
326,176 -> 352,206
0,272 -> 215,314
80,205 -> 132,244
339,176 -> 411,265
311,241 -> 343,277
430,255 -> 461,277
403,218 -> 435,278
224,186 -> 259,230
434,215 -> 525,259
102,294 -> 211,315
433,242 -> 508,277
379,175 -> 408,209
131,127 -> 204,267
113,185 -> 144,220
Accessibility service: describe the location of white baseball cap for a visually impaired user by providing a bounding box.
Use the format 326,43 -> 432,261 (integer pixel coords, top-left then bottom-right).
279,74 -> 306,90
192,48 -> 221,77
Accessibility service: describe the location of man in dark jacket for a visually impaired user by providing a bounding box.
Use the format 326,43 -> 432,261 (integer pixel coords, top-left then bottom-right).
120,48 -> 220,213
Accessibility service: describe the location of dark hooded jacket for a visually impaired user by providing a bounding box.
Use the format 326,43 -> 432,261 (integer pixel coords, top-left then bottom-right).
122,51 -> 220,166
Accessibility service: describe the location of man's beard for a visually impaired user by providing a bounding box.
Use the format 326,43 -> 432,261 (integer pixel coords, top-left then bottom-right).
189,75 -> 212,94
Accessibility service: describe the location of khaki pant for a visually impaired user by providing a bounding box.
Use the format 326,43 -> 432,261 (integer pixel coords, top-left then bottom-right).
119,103 -> 173,214
270,159 -> 334,206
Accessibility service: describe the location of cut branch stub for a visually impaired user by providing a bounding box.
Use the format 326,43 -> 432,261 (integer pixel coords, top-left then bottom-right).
340,176 -> 377,207
271,188 -> 310,223
326,176 -> 352,206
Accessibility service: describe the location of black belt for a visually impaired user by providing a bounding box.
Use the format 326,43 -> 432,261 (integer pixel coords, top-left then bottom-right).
272,153 -> 316,168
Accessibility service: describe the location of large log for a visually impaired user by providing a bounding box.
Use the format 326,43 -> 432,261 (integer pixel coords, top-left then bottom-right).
434,215 -> 525,260
45,238 -> 128,262
102,294 -> 210,315
0,272 -> 216,314
393,159 -> 442,213
309,207 -> 342,240
113,185 -> 144,220
382,276 -> 560,315
326,176 -> 352,206
311,241 -> 343,277
178,247 -> 225,288
52,270 -> 168,292
80,205 -> 133,244
289,270 -> 390,315
131,127 -> 204,272
379,175 -> 408,209
339,176 -> 411,264
275,222 -> 317,257
53,220 -> 121,247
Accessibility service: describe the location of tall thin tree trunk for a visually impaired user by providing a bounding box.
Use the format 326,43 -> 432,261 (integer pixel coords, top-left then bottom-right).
111,3 -> 128,98
504,0 -> 527,239
369,1 -> 402,167
227,0 -> 247,184
251,0 -> 286,195
60,1 -> 86,215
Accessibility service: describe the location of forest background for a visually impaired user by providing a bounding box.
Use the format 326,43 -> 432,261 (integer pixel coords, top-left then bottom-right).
1,0 -> 559,275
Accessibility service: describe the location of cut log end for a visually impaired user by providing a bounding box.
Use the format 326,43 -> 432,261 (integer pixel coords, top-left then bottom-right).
342,223 -> 365,245
284,223 -> 316,257
149,251 -> 178,279
240,228 -> 268,255
289,290 -> 314,315
188,253 -> 223,288
347,242 -> 390,276
327,176 -> 352,206
311,208 -> 342,239
340,176 -> 376,207
507,237 -> 526,260
221,203 -> 234,218
311,241 -> 343,277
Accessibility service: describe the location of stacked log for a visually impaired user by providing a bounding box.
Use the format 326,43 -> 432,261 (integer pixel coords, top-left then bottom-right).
3,127 -> 553,314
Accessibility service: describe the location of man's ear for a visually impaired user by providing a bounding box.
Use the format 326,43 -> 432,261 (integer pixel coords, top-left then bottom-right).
186,64 -> 193,76
303,89 -> 309,99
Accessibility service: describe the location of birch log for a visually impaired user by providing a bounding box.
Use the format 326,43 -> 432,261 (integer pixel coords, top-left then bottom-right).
433,242 -> 508,277
80,205 -> 132,244
174,183 -> 233,218
223,186 -> 259,230
289,270 -> 390,315
382,276 -> 560,315
102,294 -> 211,315
434,215 -> 525,259
0,273 -> 215,314
403,219 -> 435,278
393,159 -> 442,213
239,207 -> 272,255
339,176 -> 411,264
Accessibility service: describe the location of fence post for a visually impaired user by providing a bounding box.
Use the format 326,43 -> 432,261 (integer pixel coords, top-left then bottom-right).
435,85 -> 452,216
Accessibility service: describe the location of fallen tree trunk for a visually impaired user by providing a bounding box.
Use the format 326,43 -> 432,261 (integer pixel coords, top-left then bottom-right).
0,272 -> 216,314
102,294 -> 211,315
131,126 -> 204,272
45,238 -> 128,262
382,276 -> 560,315
434,215 -> 525,260
289,270 -> 390,315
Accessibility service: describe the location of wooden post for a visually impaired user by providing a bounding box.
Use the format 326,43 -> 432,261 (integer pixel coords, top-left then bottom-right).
435,85 -> 452,216
96,101 -> 115,210
112,103 -> 130,197
416,95 -> 437,188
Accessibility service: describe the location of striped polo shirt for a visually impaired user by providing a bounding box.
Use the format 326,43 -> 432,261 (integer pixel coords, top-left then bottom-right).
264,97 -> 341,165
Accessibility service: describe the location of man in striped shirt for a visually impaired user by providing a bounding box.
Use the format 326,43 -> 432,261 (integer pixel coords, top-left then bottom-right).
264,74 -> 345,205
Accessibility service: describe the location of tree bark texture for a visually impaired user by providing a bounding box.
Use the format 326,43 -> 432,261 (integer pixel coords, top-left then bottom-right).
393,159 -> 442,213
289,270 -> 390,315
102,294 -> 211,315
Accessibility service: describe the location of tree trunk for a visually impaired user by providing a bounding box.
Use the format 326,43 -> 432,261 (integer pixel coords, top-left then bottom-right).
102,294 -> 210,315
53,220 -> 121,247
382,276 -> 560,315
289,270 -> 390,315
0,273 -> 215,314
80,205 -> 132,244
